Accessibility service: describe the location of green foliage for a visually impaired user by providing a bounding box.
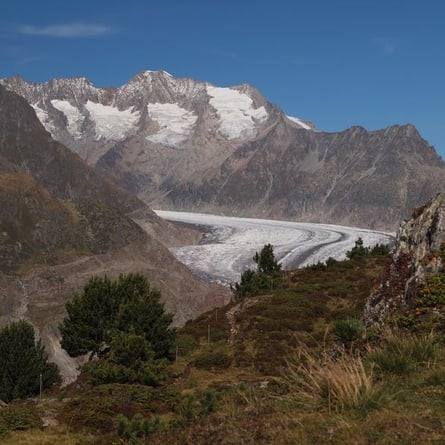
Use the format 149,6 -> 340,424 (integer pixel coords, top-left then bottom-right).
368,331 -> 438,375
108,330 -> 155,368
60,273 -> 175,359
174,333 -> 199,356
418,274 -> 445,306
193,349 -> 232,370
346,238 -> 390,260
332,318 -> 363,344
176,394 -> 196,424
60,273 -> 175,386
232,268 -> 279,299
174,390 -> 222,426
199,389 -> 222,416
253,243 -> 282,274
232,244 -> 281,299
306,257 -> 338,271
59,275 -> 115,356
0,320 -> 60,402
83,359 -> 161,386
0,404 -> 41,437
116,412 -> 164,441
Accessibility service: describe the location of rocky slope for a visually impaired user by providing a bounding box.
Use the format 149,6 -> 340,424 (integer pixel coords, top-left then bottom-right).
364,192 -> 445,326
4,71 -> 443,230
0,85 -> 230,382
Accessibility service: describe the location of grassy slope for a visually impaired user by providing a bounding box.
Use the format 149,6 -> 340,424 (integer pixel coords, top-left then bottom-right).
4,255 -> 445,444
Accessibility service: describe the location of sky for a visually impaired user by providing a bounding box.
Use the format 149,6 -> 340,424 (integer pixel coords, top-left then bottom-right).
1,0 -> 445,158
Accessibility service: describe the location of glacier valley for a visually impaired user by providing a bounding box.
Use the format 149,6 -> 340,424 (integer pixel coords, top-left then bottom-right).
155,211 -> 395,286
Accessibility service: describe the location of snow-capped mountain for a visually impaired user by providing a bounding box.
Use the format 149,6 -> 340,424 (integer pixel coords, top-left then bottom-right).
1,70 -> 311,159
2,70 -> 445,230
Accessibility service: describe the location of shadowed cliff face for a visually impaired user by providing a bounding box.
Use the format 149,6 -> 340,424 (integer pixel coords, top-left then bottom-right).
0,85 -> 231,383
364,192 -> 445,326
3,74 -> 445,231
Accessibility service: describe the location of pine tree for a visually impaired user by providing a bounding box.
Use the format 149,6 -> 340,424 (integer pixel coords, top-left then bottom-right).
0,321 -> 60,402
60,273 -> 175,360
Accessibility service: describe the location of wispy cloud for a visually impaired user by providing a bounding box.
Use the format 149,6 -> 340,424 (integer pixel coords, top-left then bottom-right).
372,37 -> 397,55
18,22 -> 117,38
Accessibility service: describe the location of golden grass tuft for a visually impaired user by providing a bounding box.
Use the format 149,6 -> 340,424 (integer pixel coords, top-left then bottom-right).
285,343 -> 381,414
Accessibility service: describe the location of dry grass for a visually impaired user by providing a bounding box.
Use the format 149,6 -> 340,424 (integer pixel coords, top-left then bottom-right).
285,343 -> 382,414
1,425 -> 97,445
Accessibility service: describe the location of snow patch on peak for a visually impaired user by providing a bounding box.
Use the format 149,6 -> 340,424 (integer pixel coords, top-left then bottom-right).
51,99 -> 84,140
286,115 -> 313,130
85,101 -> 140,141
31,103 -> 57,134
136,70 -> 173,80
206,85 -> 268,140
146,102 -> 197,148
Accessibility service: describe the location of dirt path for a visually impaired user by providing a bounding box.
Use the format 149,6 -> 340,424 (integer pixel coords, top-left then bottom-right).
226,295 -> 269,343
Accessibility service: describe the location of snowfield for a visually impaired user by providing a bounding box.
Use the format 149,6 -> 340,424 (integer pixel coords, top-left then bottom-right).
206,85 -> 268,140
85,100 -> 140,140
155,211 -> 395,286
146,102 -> 197,147
51,99 -> 85,139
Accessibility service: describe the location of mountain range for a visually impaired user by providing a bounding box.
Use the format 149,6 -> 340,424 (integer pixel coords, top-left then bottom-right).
2,70 -> 445,230
0,84 -> 229,381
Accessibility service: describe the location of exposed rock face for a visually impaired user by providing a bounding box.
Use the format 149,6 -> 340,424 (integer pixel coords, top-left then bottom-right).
364,193 -> 445,326
0,85 -> 230,382
3,72 -> 444,230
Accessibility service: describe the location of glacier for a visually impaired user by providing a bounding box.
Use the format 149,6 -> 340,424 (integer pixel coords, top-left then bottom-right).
155,211 -> 395,286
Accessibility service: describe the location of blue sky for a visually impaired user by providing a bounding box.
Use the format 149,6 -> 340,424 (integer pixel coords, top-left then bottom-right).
2,0 -> 445,158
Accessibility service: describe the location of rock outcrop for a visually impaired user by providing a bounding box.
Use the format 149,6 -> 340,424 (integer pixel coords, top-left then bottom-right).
364,193 -> 445,326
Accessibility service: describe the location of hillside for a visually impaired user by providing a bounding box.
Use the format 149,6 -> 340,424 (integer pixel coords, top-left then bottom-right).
4,250 -> 445,444
2,72 -> 445,230
5,191 -> 445,443
0,85 -> 230,381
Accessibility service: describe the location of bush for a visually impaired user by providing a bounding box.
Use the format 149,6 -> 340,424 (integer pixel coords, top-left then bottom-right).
174,334 -> 199,357
116,412 -> 164,440
332,318 -> 363,344
0,404 -> 41,437
83,360 -> 162,386
193,350 -> 232,370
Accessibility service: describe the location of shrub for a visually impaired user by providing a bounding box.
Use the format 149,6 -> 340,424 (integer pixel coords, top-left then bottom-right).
174,333 -> 199,356
193,350 -> 232,370
0,404 -> 41,437
332,318 -> 363,344
199,389 -> 222,416
116,412 -> 164,440
83,360 -> 162,386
